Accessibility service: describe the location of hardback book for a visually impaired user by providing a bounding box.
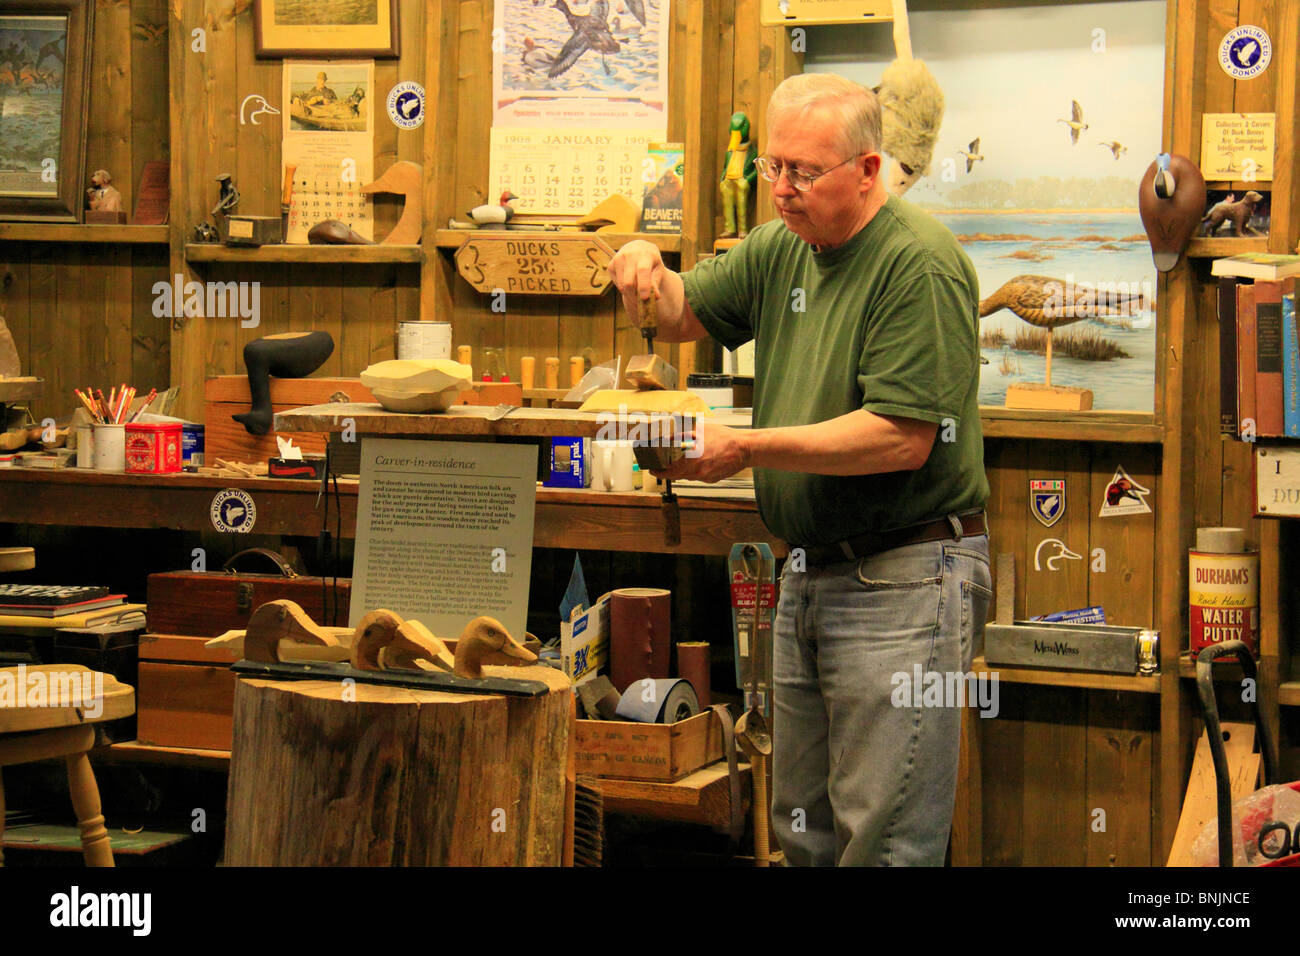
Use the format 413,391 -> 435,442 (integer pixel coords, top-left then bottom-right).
0,595 -> 125,618
1237,283 -> 1257,440
1255,280 -> 1285,437
1283,279 -> 1299,437
1218,276 -> 1238,437
0,583 -> 111,606
1212,253 -> 1300,281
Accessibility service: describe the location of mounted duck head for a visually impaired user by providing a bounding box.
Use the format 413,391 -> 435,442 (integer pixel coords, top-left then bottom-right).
1138,152 -> 1205,272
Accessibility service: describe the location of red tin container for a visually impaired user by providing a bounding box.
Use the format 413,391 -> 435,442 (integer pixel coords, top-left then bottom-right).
125,422 -> 183,474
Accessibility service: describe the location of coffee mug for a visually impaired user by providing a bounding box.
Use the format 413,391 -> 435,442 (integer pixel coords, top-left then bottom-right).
593,439 -> 635,492
92,423 -> 125,473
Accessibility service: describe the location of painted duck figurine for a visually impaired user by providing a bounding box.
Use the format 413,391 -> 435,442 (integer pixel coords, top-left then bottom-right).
549,0 -> 620,78
466,190 -> 519,227
453,616 -> 537,679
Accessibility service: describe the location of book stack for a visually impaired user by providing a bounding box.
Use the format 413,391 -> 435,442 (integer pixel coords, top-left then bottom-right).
0,584 -> 126,618
1212,255 -> 1300,439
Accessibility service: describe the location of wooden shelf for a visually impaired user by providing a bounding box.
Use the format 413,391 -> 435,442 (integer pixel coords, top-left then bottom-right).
979,409 -> 1163,443
0,378 -> 43,403
102,741 -> 231,771
1279,682 -> 1300,707
0,223 -> 169,244
434,228 -> 681,254
972,656 -> 1161,693
593,761 -> 750,826
1186,236 -> 1269,258
184,243 -> 423,263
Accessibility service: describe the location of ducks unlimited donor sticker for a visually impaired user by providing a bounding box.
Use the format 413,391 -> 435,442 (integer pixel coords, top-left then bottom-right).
210,488 -> 256,533
1219,25 -> 1271,80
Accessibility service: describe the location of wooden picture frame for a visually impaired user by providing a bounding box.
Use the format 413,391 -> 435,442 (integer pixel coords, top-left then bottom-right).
0,0 -> 93,223
254,0 -> 399,59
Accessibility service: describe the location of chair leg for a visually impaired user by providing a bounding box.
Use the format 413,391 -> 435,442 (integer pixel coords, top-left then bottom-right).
65,751 -> 113,867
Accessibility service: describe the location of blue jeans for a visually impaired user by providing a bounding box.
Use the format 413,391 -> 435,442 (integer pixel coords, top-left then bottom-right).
771,533 -> 992,866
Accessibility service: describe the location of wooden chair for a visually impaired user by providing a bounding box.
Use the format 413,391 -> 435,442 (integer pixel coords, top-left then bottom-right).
0,664 -> 135,866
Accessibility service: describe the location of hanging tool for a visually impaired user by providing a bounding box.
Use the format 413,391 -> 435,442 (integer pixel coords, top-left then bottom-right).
729,542 -> 776,866
625,293 -> 678,390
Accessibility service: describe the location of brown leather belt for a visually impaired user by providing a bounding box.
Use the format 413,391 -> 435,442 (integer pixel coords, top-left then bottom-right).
795,511 -> 987,567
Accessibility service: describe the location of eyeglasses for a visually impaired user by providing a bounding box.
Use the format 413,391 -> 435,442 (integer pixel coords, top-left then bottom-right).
754,154 -> 859,191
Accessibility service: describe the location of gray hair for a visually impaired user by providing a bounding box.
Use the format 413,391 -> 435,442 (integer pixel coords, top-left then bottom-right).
767,73 -> 882,157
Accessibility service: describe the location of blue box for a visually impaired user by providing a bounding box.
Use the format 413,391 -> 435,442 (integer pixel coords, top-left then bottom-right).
544,437 -> 588,488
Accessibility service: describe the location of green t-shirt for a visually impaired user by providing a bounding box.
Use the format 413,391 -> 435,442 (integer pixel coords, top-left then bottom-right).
682,195 -> 988,545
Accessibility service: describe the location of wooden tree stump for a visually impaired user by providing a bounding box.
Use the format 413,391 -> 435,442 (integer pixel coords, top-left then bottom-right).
224,665 -> 572,866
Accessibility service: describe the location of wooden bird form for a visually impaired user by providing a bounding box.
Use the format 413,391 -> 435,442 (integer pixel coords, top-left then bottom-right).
453,616 -> 537,679
242,600 -> 341,663
1057,100 -> 1088,144
352,609 -> 454,673
1099,140 -> 1127,160
956,137 -> 983,173
360,160 -> 422,244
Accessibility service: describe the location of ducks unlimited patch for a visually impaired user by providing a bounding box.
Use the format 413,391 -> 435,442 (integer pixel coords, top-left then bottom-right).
1099,466 -> 1151,517
1030,479 -> 1065,528
387,82 -> 425,129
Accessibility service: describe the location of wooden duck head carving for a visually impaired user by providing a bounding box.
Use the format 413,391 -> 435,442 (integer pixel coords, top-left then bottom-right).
1138,153 -> 1205,273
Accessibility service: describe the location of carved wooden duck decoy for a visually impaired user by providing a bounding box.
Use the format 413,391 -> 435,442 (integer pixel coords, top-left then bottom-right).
453,616 -> 537,679
467,190 -> 519,226
352,609 -> 454,673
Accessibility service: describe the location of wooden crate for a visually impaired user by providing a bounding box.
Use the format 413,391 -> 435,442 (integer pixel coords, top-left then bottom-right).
136,635 -> 238,751
147,570 -> 351,637
574,709 -> 724,782
204,376 -> 376,465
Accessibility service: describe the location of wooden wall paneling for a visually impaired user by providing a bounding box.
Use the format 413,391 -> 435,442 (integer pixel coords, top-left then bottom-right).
1087,444 -> 1157,626
0,257 -> 30,374
1271,1 -> 1300,253
104,246 -> 136,391
53,254 -> 86,408
339,266 -> 381,375
130,0 -> 171,208
979,683 -> 1024,865
391,5 -> 424,329
983,438 -> 1028,620
88,0 -> 134,215
130,247 -> 170,389
26,250 -> 55,409
715,0 -> 739,247
753,20 -> 802,230
504,296 -> 561,390
1189,280 -> 1225,529
1021,686 -> 1087,866
167,1 -> 192,417
1084,691 -> 1155,866
1156,0 -> 1208,860
203,265 -> 237,380
234,7 -> 278,225
423,0 -> 461,325
1023,443 -> 1089,619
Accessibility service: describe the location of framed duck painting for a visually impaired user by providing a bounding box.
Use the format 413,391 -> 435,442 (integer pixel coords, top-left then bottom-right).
0,0 -> 93,223
254,0 -> 400,59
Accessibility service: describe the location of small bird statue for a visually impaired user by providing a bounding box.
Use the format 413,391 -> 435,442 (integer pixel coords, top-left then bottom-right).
453,616 -> 537,679
1057,100 -> 1088,144
979,274 -> 1142,387
956,137 -> 983,173
455,190 -> 518,229
351,609 -> 455,673
521,37 -> 555,73
1099,140 -> 1127,160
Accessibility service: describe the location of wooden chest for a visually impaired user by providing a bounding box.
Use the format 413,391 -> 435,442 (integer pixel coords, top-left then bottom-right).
141,568 -> 351,751
204,376 -> 375,465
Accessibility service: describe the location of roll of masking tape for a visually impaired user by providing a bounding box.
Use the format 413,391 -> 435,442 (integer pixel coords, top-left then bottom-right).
615,677 -> 699,724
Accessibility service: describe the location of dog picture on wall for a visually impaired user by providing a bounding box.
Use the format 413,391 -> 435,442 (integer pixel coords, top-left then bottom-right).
1200,188 -> 1270,238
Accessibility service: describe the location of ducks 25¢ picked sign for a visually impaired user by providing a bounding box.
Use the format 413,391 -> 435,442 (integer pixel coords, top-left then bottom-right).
455,235 -> 615,296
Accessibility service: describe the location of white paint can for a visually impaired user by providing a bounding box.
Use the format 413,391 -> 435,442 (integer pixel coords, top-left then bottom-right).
397,321 -> 452,360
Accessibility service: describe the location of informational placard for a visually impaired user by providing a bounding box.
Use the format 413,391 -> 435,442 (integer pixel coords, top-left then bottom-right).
455,234 -> 614,296
350,439 -> 538,642
1200,112 -> 1275,182
487,127 -> 659,216
1256,445 -> 1300,516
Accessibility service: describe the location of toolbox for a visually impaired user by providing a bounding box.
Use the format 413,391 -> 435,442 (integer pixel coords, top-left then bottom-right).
141,549 -> 350,751
983,621 -> 1159,675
